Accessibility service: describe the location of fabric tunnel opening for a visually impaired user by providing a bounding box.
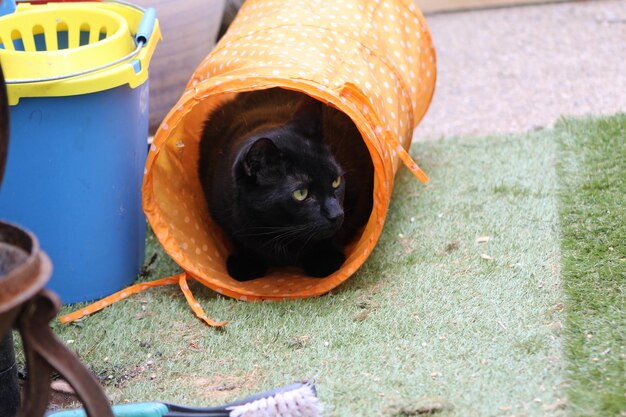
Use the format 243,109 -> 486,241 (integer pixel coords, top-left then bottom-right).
145,84 -> 391,301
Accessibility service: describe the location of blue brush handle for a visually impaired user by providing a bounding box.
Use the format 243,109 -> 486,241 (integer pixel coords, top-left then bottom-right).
47,402 -> 168,417
135,7 -> 157,45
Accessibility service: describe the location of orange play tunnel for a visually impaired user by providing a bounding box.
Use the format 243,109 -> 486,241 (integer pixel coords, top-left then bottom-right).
62,0 -> 436,326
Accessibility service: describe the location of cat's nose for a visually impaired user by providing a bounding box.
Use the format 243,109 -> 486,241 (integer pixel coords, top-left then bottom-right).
323,199 -> 344,223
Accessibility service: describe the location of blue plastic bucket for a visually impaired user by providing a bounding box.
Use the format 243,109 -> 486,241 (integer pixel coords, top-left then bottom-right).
0,2 -> 160,303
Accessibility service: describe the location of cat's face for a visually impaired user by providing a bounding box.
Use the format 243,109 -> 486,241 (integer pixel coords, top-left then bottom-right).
235,130 -> 346,242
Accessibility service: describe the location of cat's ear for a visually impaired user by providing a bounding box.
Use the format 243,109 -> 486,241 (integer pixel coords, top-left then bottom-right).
292,97 -> 322,137
244,138 -> 280,177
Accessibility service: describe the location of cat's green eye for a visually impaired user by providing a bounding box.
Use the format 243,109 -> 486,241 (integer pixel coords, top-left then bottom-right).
332,176 -> 342,188
293,188 -> 308,201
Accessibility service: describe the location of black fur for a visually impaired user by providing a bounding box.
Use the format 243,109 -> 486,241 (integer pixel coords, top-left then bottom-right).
198,88 -> 373,281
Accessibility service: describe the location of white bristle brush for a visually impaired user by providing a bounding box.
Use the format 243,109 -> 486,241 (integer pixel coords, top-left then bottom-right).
164,382 -> 322,417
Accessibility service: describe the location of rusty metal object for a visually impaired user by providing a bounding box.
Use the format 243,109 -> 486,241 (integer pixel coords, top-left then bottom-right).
0,222 -> 48,338
18,290 -> 114,417
0,220 -> 114,416
0,222 -> 48,417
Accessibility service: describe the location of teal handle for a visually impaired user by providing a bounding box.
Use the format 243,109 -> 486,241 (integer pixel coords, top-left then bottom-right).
48,402 -> 168,417
135,7 -> 157,45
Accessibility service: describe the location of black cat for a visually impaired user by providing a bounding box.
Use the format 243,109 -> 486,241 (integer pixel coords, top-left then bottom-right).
198,88 -> 373,281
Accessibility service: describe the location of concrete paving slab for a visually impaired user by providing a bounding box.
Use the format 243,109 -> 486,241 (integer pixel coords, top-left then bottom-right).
414,0 -> 626,139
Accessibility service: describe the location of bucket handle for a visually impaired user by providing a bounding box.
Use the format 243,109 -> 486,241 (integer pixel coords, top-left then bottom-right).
134,5 -> 156,45
4,5 -> 157,84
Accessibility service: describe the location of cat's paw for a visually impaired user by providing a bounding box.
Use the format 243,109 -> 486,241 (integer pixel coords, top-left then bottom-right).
227,255 -> 267,281
303,246 -> 346,278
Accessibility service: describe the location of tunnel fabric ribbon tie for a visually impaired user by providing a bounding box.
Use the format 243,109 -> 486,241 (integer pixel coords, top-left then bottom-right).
178,273 -> 228,327
388,135 -> 430,184
59,273 -> 227,328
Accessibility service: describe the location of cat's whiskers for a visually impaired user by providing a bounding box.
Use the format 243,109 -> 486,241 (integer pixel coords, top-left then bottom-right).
234,224 -> 308,238
265,225 -> 312,247
295,227 -> 319,260
236,224 -> 313,254
263,224 -> 318,258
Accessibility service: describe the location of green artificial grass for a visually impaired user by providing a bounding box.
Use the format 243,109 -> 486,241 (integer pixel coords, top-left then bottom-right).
40,116 -> 620,416
555,115 -> 626,416
49,125 -> 566,417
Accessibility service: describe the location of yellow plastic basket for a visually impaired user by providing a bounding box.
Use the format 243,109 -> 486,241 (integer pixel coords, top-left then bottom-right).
0,2 -> 160,105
